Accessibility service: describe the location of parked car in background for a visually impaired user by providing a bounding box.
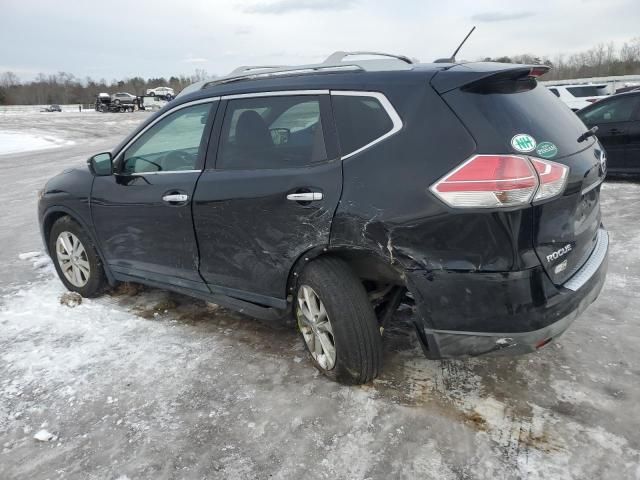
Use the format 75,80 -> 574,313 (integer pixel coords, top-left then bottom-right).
547,84 -> 610,111
111,92 -> 137,106
578,91 -> 640,174
41,104 -> 62,112
146,86 -> 175,98
39,54 -> 608,384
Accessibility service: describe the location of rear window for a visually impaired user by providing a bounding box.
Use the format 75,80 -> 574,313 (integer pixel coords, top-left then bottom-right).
442,79 -> 593,158
566,86 -> 608,97
331,95 -> 394,156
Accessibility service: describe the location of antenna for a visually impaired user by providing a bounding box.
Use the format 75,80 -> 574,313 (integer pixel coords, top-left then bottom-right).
451,26 -> 476,62
434,26 -> 476,63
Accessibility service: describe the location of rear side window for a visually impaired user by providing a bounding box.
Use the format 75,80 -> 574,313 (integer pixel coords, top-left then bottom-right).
579,95 -> 640,124
331,94 -> 394,156
566,86 -> 607,97
217,96 -> 327,170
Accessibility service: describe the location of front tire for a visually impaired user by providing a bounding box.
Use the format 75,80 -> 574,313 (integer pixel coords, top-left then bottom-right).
296,257 -> 382,385
49,216 -> 107,298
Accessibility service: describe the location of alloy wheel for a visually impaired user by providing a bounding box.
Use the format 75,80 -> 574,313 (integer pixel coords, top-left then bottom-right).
56,231 -> 90,287
297,285 -> 336,370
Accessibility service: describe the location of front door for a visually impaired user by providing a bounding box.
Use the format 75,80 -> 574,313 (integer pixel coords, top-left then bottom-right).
91,100 -> 217,290
192,93 -> 342,305
580,94 -> 640,172
624,97 -> 640,172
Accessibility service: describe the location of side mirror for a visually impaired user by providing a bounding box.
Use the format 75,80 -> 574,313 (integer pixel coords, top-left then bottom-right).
270,127 -> 290,145
87,152 -> 113,176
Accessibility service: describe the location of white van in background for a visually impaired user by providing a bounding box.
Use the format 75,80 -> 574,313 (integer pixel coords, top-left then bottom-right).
546,84 -> 610,111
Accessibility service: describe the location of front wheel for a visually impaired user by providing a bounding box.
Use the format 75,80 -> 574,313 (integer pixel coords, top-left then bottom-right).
296,257 -> 382,384
49,216 -> 107,298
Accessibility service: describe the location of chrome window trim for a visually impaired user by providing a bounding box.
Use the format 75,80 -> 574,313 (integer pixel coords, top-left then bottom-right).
563,228 -> 608,292
120,90 -> 403,174
117,97 -> 219,175
329,90 -> 403,160
129,170 -> 201,176
222,90 -> 329,100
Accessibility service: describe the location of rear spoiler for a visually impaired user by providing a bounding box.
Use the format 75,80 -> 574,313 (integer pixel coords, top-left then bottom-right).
430,62 -> 551,94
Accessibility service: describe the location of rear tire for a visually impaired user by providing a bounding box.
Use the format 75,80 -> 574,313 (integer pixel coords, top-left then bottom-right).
296,257 -> 382,385
49,216 -> 107,298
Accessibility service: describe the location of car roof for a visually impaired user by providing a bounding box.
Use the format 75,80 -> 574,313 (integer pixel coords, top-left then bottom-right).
175,53 -> 547,105
176,52 -> 452,100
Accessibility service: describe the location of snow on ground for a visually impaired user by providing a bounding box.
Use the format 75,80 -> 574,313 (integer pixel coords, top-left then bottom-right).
0,113 -> 638,479
0,131 -> 74,155
1,246 -> 639,479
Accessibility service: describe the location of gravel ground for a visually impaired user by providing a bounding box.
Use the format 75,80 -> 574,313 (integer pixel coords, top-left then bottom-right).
0,112 -> 639,480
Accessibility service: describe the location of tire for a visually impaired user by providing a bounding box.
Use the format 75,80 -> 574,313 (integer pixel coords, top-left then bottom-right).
49,216 -> 107,298
149,92 -> 155,96
114,99 -> 120,105
295,257 -> 382,385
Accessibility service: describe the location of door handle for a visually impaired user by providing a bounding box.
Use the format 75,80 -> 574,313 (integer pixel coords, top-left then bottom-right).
608,128 -> 622,135
162,193 -> 189,203
286,192 -> 323,202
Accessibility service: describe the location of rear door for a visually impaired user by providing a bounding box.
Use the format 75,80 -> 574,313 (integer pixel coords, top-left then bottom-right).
437,68 -> 606,285
578,94 -> 640,171
192,92 -> 341,305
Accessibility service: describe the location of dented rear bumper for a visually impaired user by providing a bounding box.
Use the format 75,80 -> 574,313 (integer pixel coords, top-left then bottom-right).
406,230 -> 608,359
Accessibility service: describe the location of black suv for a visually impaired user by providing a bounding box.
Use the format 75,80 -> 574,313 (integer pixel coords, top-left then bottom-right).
38,53 -> 609,384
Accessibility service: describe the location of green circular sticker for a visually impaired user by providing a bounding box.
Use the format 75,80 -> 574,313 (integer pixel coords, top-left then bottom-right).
511,133 -> 537,153
536,141 -> 558,159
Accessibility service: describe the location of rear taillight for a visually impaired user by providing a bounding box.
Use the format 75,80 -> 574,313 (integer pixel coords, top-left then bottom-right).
528,66 -> 550,78
430,154 -> 568,208
531,158 -> 569,201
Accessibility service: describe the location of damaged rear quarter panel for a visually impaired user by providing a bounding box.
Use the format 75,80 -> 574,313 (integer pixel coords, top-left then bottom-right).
330,83 -> 538,274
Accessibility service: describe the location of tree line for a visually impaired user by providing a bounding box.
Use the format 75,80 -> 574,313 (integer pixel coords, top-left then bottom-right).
482,37 -> 640,81
2,37 -> 640,105
0,69 -> 209,105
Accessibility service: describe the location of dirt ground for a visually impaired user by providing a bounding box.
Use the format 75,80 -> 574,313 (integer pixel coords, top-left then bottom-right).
0,111 -> 639,479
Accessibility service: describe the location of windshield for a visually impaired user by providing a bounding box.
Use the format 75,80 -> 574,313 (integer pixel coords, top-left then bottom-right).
442,79 -> 593,158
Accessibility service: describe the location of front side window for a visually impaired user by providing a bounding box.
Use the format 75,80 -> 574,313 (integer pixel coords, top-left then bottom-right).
217,96 -> 327,170
331,94 -> 394,156
122,102 -> 212,174
580,96 -> 640,124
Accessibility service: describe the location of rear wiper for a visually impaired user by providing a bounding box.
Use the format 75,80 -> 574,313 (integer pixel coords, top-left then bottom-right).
578,126 -> 598,143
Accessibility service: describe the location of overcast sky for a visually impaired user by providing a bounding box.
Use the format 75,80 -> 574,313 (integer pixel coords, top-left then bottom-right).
1,0 -> 639,81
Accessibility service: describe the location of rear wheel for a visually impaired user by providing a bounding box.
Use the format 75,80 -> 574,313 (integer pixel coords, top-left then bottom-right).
296,257 -> 382,384
49,216 -> 107,298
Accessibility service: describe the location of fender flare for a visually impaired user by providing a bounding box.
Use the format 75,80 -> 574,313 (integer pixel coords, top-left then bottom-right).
42,205 -> 117,286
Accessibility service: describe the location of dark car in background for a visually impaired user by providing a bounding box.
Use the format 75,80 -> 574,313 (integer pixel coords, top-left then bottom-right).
41,104 -> 62,112
578,91 -> 640,174
38,54 -> 608,384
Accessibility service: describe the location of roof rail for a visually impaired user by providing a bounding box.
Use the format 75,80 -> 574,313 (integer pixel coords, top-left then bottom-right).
195,51 -> 415,92
228,65 -> 289,75
324,51 -> 414,65
203,64 -> 363,89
